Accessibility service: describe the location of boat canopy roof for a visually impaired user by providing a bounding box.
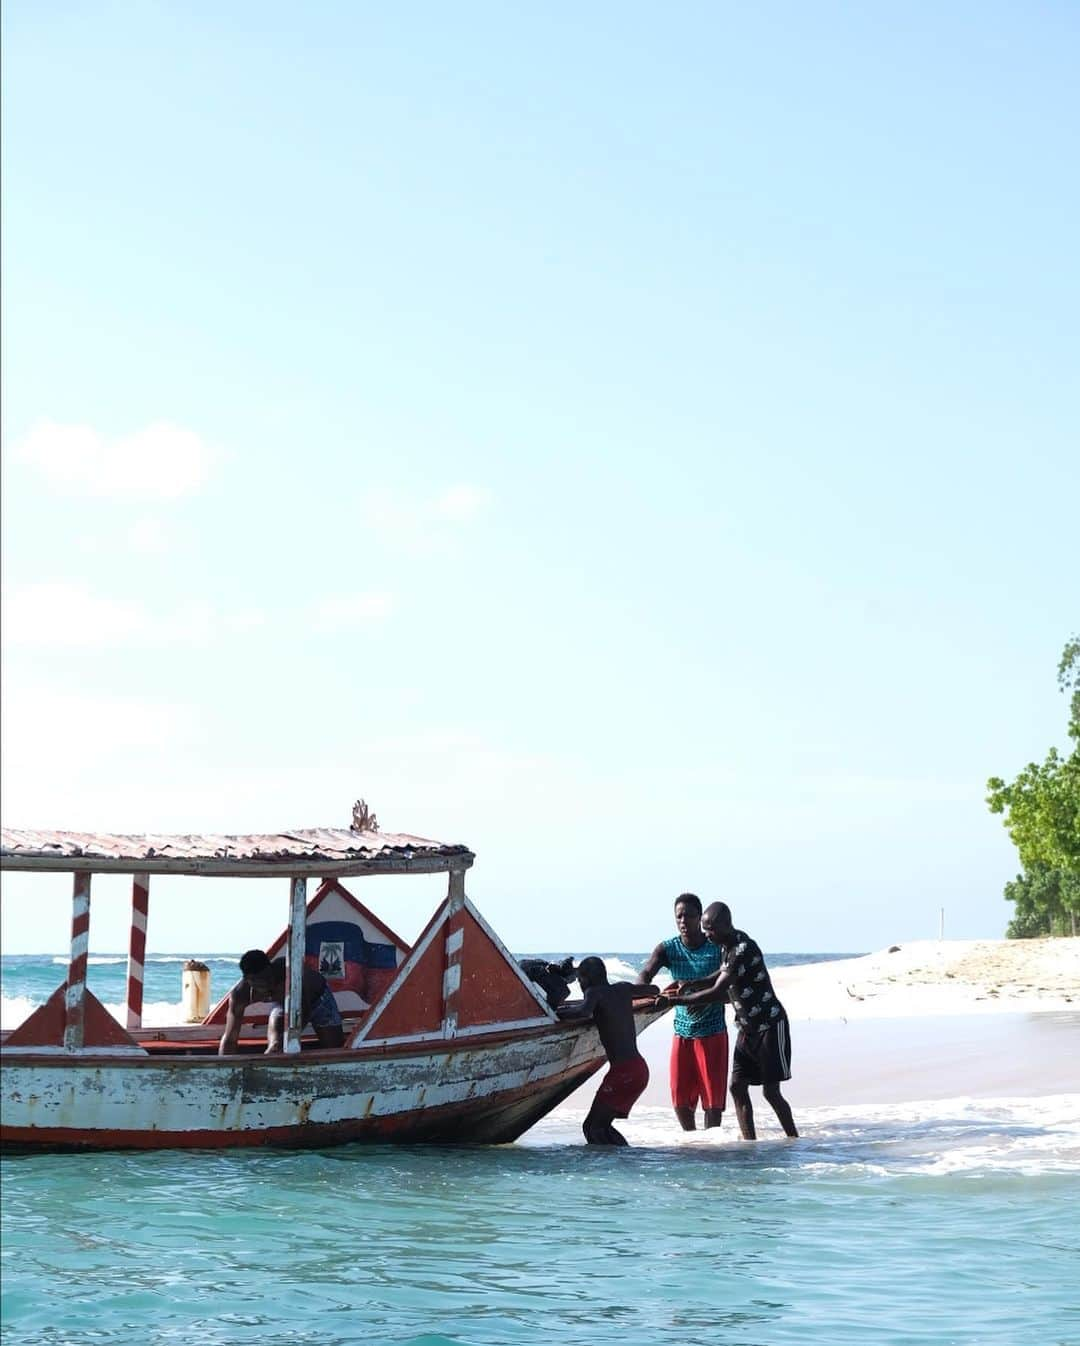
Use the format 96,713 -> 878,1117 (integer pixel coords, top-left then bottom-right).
0,826 -> 474,878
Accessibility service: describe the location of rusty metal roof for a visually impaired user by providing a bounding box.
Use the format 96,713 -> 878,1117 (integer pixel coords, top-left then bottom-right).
0,827 -> 474,877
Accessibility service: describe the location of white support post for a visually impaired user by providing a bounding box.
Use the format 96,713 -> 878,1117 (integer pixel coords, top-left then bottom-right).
64,872 -> 92,1051
125,873 -> 150,1029
442,869 -> 467,1039
285,876 -> 307,1055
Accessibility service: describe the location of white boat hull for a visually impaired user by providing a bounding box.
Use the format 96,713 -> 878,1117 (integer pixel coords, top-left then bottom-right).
1,1008 -> 666,1151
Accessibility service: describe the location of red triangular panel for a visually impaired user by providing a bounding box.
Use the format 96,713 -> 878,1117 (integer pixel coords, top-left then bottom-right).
456,909 -> 552,1028
6,985 -> 143,1050
358,924 -> 446,1040
4,986 -> 67,1045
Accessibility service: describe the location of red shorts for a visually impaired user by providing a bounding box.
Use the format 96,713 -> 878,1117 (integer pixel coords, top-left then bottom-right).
594,1055 -> 650,1118
670,1031 -> 729,1111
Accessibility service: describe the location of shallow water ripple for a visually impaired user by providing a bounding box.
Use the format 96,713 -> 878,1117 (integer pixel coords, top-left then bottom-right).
3,1123 -> 1079,1346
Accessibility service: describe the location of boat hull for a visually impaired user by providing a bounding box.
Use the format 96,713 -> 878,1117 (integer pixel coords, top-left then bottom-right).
0,1008 -> 666,1151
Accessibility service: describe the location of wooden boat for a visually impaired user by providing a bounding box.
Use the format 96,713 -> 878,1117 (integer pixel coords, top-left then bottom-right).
0,806 -> 666,1151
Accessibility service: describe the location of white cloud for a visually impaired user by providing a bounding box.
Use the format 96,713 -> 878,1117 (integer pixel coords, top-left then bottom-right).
160,600 -> 217,645
224,609 -> 267,633
431,485 -> 494,522
13,421 -> 213,499
1,580 -> 394,649
0,679 -> 201,856
2,583 -> 218,649
1,680 -> 195,766
312,593 -> 394,631
126,517 -> 172,554
360,484 -> 493,552
2,582 -> 146,648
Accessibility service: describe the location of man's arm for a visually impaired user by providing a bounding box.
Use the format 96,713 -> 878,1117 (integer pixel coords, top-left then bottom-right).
662,967 -> 732,1007
671,975 -> 713,994
556,987 -> 602,1021
637,942 -> 668,984
217,991 -> 245,1055
630,981 -> 660,999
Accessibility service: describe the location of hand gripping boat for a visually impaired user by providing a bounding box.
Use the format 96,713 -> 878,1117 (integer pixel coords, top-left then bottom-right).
0,805 -> 666,1151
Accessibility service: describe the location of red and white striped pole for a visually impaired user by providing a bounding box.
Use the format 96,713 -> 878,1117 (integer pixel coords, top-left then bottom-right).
64,871 -> 92,1051
126,873 -> 150,1030
442,870 -> 466,1039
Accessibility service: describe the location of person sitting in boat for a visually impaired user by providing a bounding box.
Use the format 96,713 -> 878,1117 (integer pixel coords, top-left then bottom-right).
557,957 -> 658,1146
217,949 -> 345,1055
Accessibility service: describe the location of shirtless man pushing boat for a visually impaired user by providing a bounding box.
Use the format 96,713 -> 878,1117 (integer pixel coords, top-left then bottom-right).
558,957 -> 658,1145
218,949 -> 345,1054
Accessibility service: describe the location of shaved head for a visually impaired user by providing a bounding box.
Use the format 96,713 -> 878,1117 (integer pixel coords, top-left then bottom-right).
576,956 -> 608,988
701,902 -> 734,946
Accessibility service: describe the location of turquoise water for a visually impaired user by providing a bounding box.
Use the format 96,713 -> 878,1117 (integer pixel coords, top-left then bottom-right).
4,954 -> 1078,1345
3,1127 -> 1078,1346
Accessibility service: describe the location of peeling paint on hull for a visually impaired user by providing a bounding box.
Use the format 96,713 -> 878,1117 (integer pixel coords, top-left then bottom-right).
1,1010 -> 665,1151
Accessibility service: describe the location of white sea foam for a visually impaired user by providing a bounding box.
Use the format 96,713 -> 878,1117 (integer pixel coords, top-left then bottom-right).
46,954 -> 238,965
1,995 -> 38,1031
50,955 -> 126,966
596,955 -> 674,988
534,1094 -> 1080,1175
102,999 -> 187,1027
600,956 -> 642,982
2,994 -> 189,1030
145,956 -> 239,965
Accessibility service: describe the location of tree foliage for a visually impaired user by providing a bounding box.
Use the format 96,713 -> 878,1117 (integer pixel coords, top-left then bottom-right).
1003,865 -> 1080,939
1059,635 -> 1080,742
987,636 -> 1080,937
986,749 -> 1080,872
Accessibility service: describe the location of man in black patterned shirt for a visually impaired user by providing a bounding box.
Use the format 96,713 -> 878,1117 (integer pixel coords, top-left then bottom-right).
661,902 -> 798,1139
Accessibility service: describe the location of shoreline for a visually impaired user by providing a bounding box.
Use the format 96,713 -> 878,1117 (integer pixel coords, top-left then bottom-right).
625,1007 -> 1080,1116
610,938 -> 1080,1118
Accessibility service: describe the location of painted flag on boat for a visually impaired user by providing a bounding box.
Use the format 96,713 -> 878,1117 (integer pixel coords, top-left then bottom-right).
305,918 -> 399,1007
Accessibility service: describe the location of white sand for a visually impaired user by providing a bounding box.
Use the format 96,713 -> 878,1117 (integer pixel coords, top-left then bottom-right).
774,937 -> 1080,1021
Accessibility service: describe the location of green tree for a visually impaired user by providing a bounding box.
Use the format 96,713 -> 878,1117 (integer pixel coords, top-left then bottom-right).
1003,864 -> 1080,939
987,636 -> 1080,937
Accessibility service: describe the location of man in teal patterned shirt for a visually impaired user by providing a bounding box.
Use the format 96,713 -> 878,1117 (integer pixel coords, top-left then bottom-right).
638,893 -> 728,1130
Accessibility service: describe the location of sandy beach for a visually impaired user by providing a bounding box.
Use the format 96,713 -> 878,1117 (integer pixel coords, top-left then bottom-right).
625,938 -> 1080,1115
773,937 -> 1080,1021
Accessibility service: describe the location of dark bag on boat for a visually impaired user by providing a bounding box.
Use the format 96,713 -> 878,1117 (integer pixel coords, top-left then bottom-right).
519,957 -> 577,1008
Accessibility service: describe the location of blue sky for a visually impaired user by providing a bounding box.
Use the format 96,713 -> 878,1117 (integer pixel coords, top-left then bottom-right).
2,2 -> 1077,955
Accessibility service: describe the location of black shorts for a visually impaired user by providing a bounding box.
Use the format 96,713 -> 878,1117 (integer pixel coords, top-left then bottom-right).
731,1016 -> 792,1086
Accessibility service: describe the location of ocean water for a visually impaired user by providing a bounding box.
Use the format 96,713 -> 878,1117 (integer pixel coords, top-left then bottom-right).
3,955 -> 1078,1346
0,950 -> 849,1032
